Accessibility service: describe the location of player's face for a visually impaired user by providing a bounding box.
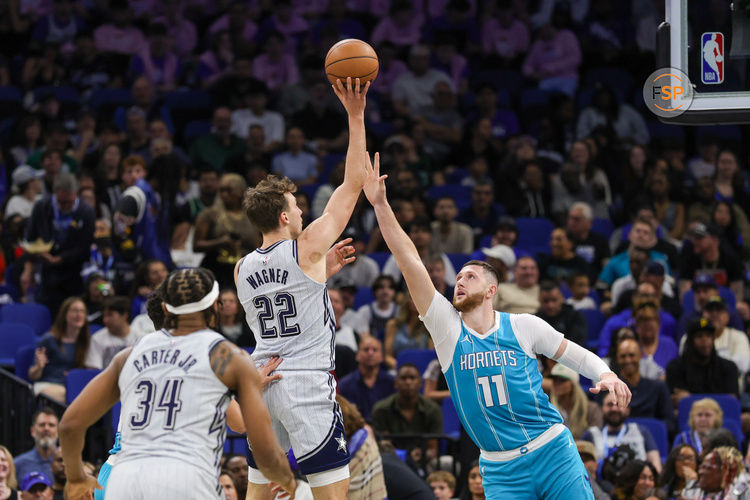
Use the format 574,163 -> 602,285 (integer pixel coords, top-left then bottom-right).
453,267 -> 490,313
430,481 -> 453,500
467,466 -> 484,495
283,192 -> 303,237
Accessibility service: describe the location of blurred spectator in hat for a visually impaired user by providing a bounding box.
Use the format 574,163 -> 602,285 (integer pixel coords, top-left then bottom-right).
566,201 -> 610,273
328,227 -> 379,289
536,280 -> 587,347
576,441 -> 610,500
21,42 -> 65,91
481,0 -> 529,65
430,196 -> 474,254
565,272 -> 596,311
152,0 -> 197,56
677,275 -> 744,337
481,244 -> 515,283
426,253 -> 454,301
190,107 -> 244,173
130,22 -> 180,92
667,318 -> 739,406
6,165 -> 45,221
93,1 -> 146,56
496,255 -> 540,314
231,84 -> 285,148
369,41 -> 408,96
354,275 -> 399,342
678,221 -> 745,309
503,161 -> 551,218
252,31 -> 298,92
613,259 -> 680,319
19,472 -> 53,500
392,45 -> 452,117
371,0 -> 424,49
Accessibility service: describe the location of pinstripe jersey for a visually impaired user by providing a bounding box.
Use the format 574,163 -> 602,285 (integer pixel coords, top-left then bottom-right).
116,329 -> 231,480
237,239 -> 336,371
420,292 -> 565,452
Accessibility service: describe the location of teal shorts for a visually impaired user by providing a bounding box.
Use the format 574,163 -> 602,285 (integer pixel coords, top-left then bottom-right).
479,428 -> 594,500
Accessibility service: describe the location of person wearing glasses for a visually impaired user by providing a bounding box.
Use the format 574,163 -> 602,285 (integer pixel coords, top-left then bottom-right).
659,444 -> 699,499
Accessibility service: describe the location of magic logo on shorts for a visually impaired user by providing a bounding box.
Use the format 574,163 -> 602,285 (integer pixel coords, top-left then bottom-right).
701,32 -> 724,84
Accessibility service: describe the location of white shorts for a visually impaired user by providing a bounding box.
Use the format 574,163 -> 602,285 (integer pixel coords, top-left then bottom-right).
105,458 -> 223,500
247,370 -> 350,477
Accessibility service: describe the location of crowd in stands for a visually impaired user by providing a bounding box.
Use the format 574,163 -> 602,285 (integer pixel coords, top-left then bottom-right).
1,0 -> 750,498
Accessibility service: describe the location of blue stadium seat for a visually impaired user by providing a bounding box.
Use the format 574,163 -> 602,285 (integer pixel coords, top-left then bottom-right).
723,419 -> 746,451
353,286 -> 374,309
65,369 -> 101,404
299,182 -> 321,201
426,185 -> 472,210
514,217 -> 554,255
681,287 -> 736,313
478,235 -> 493,249
628,417 -> 669,460
442,397 -> 461,439
678,395 -> 741,432
396,349 -> 437,375
0,118 -> 17,145
580,309 -> 605,347
0,323 -> 36,366
89,324 -> 104,334
317,153 -> 345,183
583,67 -> 633,100
111,401 -> 121,436
34,85 -> 80,104
224,429 -> 249,455
519,89 -> 552,113
592,218 -> 615,239
88,88 -> 133,110
163,90 -> 212,110
0,303 -> 52,336
14,344 -> 35,381
447,253 -> 471,273
367,252 -> 391,271
182,120 -> 211,144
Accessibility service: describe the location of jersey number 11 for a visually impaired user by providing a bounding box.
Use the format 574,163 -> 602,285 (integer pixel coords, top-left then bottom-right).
477,375 -> 509,407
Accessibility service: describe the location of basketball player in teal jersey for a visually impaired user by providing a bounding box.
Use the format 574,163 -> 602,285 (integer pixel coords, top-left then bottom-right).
362,154 -> 631,499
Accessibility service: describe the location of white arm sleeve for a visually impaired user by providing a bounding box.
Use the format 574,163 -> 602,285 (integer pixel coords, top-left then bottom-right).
510,314 -> 611,381
419,290 -> 462,370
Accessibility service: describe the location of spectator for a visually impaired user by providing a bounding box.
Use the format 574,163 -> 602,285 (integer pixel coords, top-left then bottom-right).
14,408 -> 58,482
383,292 -> 434,369
576,441 -> 610,500
270,127 -> 318,185
666,318 -> 740,406
18,472 -> 53,500
0,444 -> 18,498
426,253 -> 455,300
230,85 -> 285,148
32,0 -> 85,46
128,259 -> 167,318
93,2 -> 146,55
207,1 -> 257,51
80,273 -> 110,324
659,444 -> 699,499
469,84 -> 521,142
223,125 -> 271,180
258,0 -> 308,51
680,447 -> 747,499
610,250 -> 667,309
427,470 -> 456,500
153,0 -> 196,56
25,173 -> 95,315
328,228 -> 379,290
328,288 -> 359,355
291,80 -> 348,155
309,0 -> 365,48
21,43 -> 66,91
612,338 -> 674,430
645,171 -> 685,241
371,363 -> 443,458
338,337 -> 395,422
378,441 -> 436,500
130,22 -> 179,92
371,0 -> 423,49
480,244 -> 515,283
464,461 -> 485,500
219,473 -> 238,500
633,303 -> 679,374
217,288 -> 253,347
576,85 -> 650,146
122,107 -> 150,160
712,201 -> 750,260
456,180 -> 501,245
714,149 -> 750,210
252,31 -> 298,92
415,81 -> 462,162
9,116 -> 44,168
196,30 -> 233,88
481,0 -> 529,64
431,197 -> 474,254
565,272 -> 596,310
6,165 -> 45,221
566,202 -> 610,272
522,20 -> 582,96
678,222 -> 744,305
581,392 -> 662,473
210,55 -> 265,109
29,297 -> 90,402
224,455 -> 248,500
677,275 -> 744,337
549,363 -> 602,439
190,108 -> 244,172
503,161 -> 551,218
536,280 -> 587,347
195,173 -> 259,285
350,276 -> 396,342
26,123 -> 76,175
49,448 -> 63,499
673,398 -> 723,453
84,295 -> 143,369
612,459 -> 658,500
537,228 -> 593,284
496,256 -> 540,314
383,218 -> 457,287
370,41 -> 408,95
392,45 -> 452,117
422,357 -> 450,405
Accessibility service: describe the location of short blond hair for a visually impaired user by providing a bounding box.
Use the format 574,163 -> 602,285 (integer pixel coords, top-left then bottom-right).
689,398 -> 723,430
427,470 -> 456,491
0,445 -> 17,489
242,175 -> 297,233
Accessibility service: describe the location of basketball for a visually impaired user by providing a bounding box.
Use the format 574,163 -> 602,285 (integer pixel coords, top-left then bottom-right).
325,39 -> 379,86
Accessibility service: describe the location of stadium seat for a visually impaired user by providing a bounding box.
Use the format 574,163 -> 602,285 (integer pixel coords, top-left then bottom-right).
0,323 -> 36,366
681,287 -> 736,313
163,90 -> 212,110
514,217 -> 554,255
65,369 -> 101,404
678,394 -> 741,432
367,252 -> 391,271
628,417 -> 669,460
182,120 -> 211,144
90,324 -> 104,334
442,397 -> 461,439
353,286 -> 374,309
519,89 -> 552,114
427,185 -> 472,210
580,309 -> 605,347
299,182 -> 321,201
34,85 -> 80,104
447,253 -> 471,273
88,87 -> 133,110
14,344 -> 36,382
583,67 -> 633,100
592,218 -> 615,239
0,86 -> 24,117
317,153 -> 345,183
396,349 -> 437,375
723,419 -> 746,451
224,429 -> 249,455
111,401 -> 121,436
0,303 -> 52,336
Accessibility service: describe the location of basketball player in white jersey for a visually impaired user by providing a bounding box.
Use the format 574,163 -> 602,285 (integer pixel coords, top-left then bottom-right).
60,268 -> 297,500
361,155 -> 631,499
235,78 -> 370,500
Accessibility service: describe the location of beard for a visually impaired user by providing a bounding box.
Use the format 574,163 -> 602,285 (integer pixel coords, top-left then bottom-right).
35,436 -> 57,450
453,290 -> 485,312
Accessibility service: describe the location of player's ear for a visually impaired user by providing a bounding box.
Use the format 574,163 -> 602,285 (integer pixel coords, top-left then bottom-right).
486,284 -> 497,298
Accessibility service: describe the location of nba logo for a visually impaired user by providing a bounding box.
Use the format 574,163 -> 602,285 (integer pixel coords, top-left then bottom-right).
701,32 -> 724,84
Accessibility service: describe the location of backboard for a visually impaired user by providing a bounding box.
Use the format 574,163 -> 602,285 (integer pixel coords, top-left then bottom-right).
656,0 -> 750,124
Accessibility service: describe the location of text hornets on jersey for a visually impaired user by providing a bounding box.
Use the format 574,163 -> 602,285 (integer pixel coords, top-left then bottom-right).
459,349 -> 518,371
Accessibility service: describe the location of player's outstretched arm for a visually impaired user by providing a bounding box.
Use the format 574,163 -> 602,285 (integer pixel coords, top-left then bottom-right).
60,348 -> 130,500
209,341 -> 296,497
364,152 -> 436,316
298,78 -> 369,268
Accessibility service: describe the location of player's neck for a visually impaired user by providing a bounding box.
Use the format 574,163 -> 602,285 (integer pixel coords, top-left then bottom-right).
261,229 -> 292,248
460,305 -> 496,335
171,315 -> 210,336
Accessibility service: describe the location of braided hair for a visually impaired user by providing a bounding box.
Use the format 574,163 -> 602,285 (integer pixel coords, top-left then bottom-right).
163,267 -> 219,330
708,446 -> 744,491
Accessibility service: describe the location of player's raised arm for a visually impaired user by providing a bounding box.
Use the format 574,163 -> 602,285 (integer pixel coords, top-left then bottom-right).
60,348 -> 130,500
363,153 -> 436,316
209,341 -> 296,497
298,77 -> 369,260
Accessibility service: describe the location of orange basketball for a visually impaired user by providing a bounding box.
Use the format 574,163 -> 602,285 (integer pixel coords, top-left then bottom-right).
325,39 -> 379,86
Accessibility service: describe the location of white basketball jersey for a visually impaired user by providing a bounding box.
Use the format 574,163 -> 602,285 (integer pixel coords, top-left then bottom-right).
116,329 -> 231,481
237,239 -> 336,371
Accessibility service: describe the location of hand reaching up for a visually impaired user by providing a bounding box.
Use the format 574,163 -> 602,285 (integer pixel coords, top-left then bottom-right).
363,152 -> 388,207
332,77 -> 369,118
